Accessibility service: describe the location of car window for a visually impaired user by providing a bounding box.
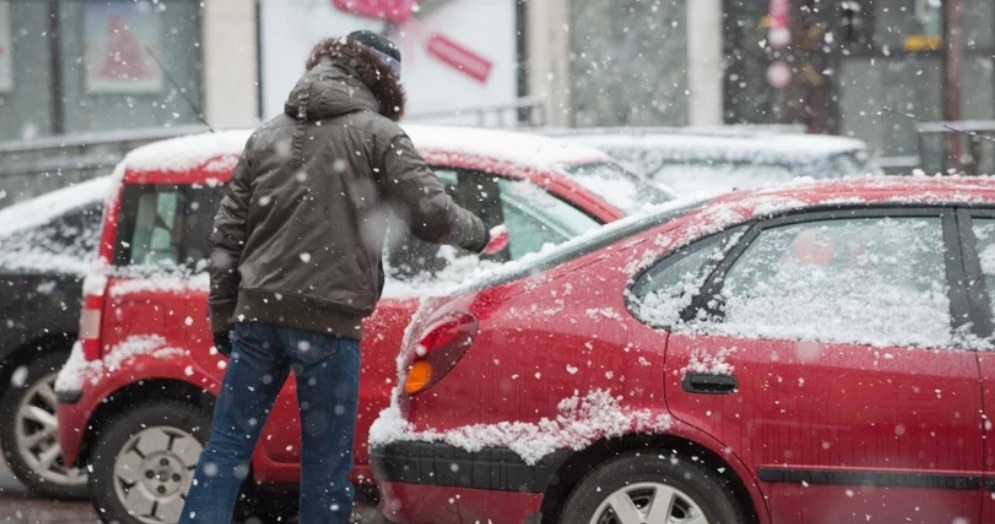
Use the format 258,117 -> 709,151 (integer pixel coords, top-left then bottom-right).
704,216 -> 952,347
563,162 -> 674,212
114,184 -> 224,271
630,226 -> 747,327
387,168 -> 601,279
0,202 -> 103,272
969,218 -> 995,322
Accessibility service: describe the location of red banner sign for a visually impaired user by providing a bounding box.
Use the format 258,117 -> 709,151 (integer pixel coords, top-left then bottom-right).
426,33 -> 493,83
332,0 -> 421,24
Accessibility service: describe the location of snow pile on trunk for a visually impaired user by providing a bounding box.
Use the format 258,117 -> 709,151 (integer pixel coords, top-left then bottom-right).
370,389 -> 672,465
55,336 -> 185,393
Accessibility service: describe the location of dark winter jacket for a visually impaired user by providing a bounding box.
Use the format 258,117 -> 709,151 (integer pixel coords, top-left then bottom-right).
208,40 -> 488,340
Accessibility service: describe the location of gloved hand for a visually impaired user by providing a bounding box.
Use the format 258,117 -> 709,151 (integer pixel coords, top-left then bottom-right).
213,331 -> 233,358
482,225 -> 509,255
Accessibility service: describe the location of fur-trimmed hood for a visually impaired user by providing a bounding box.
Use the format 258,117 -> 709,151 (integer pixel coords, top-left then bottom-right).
284,39 -> 406,122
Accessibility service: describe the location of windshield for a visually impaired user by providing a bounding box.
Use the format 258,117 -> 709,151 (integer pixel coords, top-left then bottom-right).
458,197 -> 711,293
564,162 -> 675,213
647,161 -> 798,197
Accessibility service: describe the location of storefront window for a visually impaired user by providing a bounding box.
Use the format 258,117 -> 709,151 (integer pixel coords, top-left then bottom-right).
0,0 -> 53,141
569,0 -> 688,126
58,0 -> 202,134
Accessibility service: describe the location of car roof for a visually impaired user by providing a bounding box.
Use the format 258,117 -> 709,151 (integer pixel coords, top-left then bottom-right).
117,126 -> 611,183
559,131 -> 868,164
712,176 -> 995,212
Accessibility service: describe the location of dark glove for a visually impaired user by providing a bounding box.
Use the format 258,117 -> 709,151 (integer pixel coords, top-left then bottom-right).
213,332 -> 233,358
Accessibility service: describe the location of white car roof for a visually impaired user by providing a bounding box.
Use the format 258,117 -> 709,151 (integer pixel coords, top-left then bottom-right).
120,125 -> 610,175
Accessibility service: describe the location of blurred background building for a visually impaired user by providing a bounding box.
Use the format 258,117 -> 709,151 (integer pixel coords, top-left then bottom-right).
1,0 -> 992,205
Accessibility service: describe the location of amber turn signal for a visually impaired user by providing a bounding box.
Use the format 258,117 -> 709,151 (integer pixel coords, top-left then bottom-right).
404,360 -> 434,395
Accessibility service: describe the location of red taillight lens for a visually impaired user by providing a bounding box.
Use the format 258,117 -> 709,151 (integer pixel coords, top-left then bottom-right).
404,313 -> 477,396
79,292 -> 105,361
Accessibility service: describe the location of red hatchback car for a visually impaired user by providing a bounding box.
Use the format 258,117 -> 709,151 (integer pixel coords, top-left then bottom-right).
371,177 -> 995,524
53,126 -> 668,523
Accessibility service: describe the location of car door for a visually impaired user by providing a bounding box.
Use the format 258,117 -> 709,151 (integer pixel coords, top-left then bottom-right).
955,209 -> 995,522
660,209 -> 983,524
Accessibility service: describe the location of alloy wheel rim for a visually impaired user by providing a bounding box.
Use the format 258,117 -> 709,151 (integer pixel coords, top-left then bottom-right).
13,370 -> 87,487
588,481 -> 708,524
113,425 -> 203,524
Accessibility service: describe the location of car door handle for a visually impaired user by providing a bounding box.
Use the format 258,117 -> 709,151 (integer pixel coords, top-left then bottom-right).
682,373 -> 738,395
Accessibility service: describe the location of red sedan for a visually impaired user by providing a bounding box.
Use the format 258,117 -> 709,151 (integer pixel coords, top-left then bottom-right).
371,176 -> 995,524
53,126 -> 666,524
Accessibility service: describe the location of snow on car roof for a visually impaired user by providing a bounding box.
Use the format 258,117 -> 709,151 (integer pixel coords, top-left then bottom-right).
564,131 -> 868,163
0,176 -> 112,238
404,125 -> 609,169
118,125 -> 610,176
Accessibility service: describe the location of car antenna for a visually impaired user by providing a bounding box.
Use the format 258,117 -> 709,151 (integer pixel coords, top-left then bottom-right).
881,107 -> 995,145
145,46 -> 215,133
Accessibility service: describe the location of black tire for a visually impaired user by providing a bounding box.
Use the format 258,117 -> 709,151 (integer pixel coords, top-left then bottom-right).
88,401 -> 211,524
558,451 -> 747,524
0,350 -> 89,499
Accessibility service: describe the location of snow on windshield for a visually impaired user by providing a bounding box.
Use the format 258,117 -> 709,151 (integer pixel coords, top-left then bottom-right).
0,176 -> 110,238
564,162 -> 675,212
0,177 -> 110,274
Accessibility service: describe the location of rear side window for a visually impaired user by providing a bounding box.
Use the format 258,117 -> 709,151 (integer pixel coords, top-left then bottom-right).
114,185 -> 223,271
0,202 -> 103,273
707,217 -> 952,347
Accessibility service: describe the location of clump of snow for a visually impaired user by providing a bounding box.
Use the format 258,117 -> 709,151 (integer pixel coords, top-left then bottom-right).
55,336 -> 186,393
682,347 -> 736,376
370,389 -> 671,465
10,366 -> 28,388
109,272 -> 210,297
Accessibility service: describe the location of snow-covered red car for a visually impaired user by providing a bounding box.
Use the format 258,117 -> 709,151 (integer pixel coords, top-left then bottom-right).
53,126 -> 669,524
371,176 -> 995,524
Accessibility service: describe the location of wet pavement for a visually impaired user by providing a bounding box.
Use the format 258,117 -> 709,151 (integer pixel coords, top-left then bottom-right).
0,453 -> 386,524
0,455 -> 98,524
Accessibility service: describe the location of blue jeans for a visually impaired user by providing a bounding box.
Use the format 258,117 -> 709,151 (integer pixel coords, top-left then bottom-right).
179,322 -> 361,524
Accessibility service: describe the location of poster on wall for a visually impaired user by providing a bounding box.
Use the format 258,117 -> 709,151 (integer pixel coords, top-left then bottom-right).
0,1 -> 12,93
84,2 -> 162,93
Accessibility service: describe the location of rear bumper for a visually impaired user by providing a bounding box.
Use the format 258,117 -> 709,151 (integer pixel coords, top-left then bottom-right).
371,440 -> 568,523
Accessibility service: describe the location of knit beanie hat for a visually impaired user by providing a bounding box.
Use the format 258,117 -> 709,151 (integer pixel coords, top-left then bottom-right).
349,30 -> 402,77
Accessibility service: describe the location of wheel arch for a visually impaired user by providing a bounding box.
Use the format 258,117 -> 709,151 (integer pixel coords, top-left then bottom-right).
0,333 -> 75,395
77,378 -> 215,466
540,433 -> 763,524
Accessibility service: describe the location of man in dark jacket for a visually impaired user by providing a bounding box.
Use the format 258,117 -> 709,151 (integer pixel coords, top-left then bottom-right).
179,31 -> 497,524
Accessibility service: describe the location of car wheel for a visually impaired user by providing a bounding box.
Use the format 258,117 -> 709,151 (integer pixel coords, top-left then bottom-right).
558,451 -> 747,524
88,401 -> 209,524
0,350 -> 88,499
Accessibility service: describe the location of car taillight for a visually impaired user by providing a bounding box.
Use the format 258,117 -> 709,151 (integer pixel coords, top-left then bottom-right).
403,313 -> 477,396
79,289 -> 105,361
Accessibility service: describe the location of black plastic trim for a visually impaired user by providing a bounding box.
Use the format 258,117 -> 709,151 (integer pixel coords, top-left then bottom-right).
370,441 -> 569,493
56,388 -> 82,404
758,467 -> 982,491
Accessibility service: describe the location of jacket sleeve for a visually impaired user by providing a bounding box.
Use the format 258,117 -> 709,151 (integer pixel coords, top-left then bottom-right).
378,134 -> 488,252
208,139 -> 254,334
